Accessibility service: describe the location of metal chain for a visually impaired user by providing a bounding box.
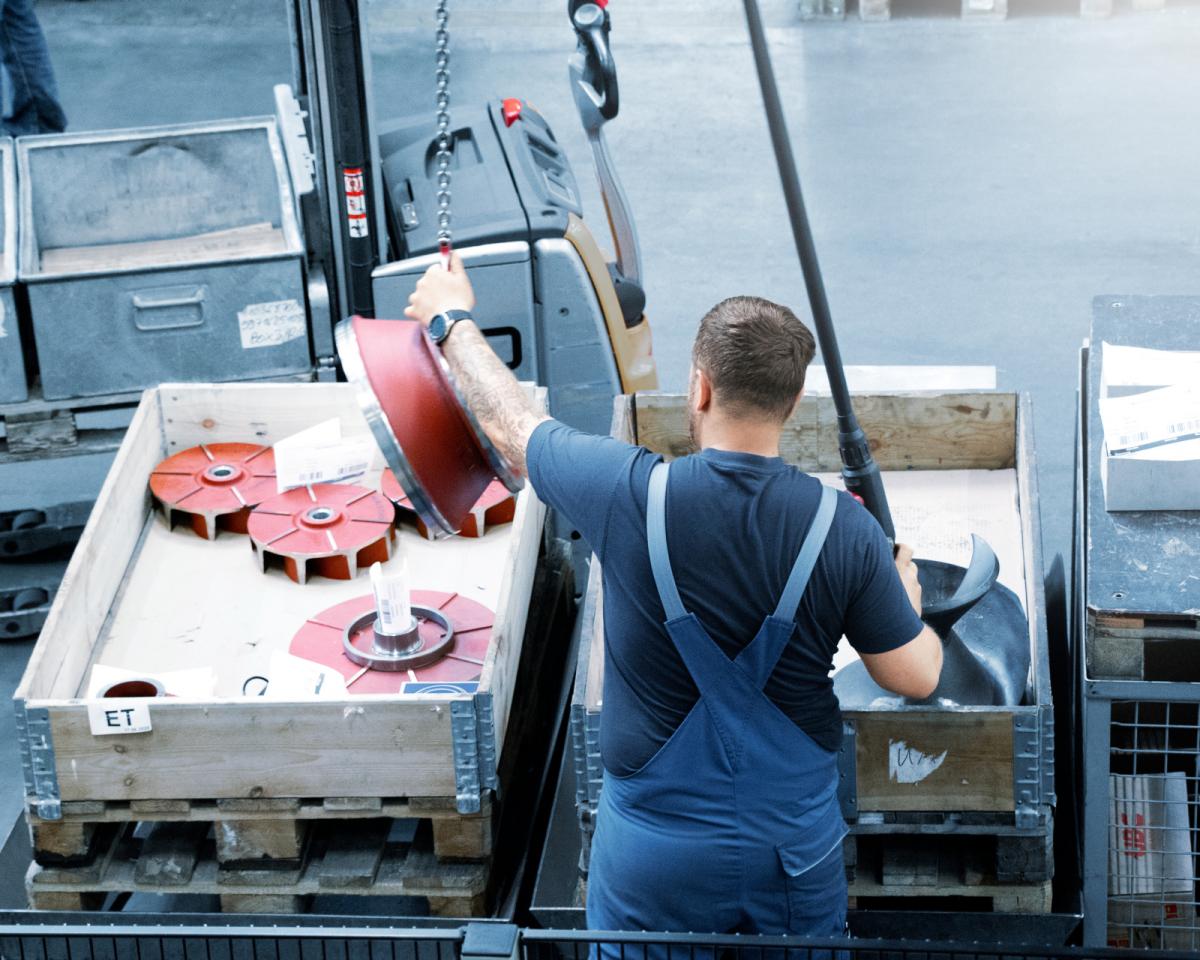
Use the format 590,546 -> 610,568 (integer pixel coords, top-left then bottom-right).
434,0 -> 452,255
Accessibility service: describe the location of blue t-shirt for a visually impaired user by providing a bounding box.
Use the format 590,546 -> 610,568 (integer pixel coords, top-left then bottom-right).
527,419 -> 924,777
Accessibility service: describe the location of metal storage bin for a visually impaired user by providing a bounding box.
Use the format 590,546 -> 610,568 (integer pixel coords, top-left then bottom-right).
18,119 -> 311,400
1078,298 -> 1200,949
0,137 -> 25,403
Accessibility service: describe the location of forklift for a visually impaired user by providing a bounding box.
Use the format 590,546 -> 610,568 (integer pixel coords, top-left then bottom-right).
279,0 -> 657,438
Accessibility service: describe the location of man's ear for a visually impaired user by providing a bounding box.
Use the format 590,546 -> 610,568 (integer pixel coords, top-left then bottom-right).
785,388 -> 804,421
692,367 -> 714,412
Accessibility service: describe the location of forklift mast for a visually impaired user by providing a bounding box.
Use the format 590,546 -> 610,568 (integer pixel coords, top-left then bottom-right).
286,0 -> 385,325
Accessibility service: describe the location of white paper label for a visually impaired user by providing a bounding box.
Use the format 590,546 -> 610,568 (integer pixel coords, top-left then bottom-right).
888,739 -> 948,784
88,701 -> 153,736
238,298 -> 306,350
261,651 -> 347,699
371,559 -> 412,634
274,418 -> 374,491
1102,341 -> 1200,389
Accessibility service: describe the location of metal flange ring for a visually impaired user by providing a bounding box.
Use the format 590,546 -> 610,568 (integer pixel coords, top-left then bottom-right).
341,604 -> 455,672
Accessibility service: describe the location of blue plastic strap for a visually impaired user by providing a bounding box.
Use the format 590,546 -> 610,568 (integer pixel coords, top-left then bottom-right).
772,484 -> 837,622
646,460 -> 687,620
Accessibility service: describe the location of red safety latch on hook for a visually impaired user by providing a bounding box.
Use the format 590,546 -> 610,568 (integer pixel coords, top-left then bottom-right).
501,98 -> 523,127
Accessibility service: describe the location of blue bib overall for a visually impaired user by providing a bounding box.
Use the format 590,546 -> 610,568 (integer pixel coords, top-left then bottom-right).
587,461 -> 848,947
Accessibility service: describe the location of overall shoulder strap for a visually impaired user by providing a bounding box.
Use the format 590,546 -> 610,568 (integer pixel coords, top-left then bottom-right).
773,483 -> 838,622
736,483 -> 840,688
646,460 -> 687,620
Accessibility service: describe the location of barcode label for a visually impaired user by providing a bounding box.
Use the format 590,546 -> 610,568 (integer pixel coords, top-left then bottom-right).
290,461 -> 367,488
1100,382 -> 1200,456
273,417 -> 373,493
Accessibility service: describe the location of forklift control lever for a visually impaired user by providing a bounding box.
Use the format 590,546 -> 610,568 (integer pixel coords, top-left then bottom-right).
572,3 -> 618,121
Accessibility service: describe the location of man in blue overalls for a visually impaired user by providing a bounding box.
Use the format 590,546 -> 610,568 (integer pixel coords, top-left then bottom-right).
406,258 -> 943,941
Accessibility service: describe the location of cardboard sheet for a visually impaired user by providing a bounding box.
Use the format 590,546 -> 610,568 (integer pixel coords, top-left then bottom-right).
87,470 -> 515,698
822,468 -> 1026,674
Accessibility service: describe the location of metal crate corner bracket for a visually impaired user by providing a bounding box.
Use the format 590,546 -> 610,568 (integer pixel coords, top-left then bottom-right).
15,701 -> 61,820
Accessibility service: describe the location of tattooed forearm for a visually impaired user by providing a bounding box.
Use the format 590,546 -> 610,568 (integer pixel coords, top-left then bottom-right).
441,321 -> 549,475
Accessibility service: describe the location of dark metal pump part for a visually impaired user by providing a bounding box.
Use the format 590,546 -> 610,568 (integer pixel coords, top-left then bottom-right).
149,443 -> 277,540
920,535 -> 1000,637
382,468 -> 515,539
336,315 -> 522,538
834,540 -> 1031,708
247,482 -> 394,584
290,589 -> 494,694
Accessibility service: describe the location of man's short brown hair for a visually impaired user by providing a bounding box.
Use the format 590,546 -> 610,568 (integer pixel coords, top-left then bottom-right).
691,296 -> 816,422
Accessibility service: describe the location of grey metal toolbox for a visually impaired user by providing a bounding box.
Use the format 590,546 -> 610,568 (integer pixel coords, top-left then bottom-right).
18,119 -> 311,400
0,138 -> 24,404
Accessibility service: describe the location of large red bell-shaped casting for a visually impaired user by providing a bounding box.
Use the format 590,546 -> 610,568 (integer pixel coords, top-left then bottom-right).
336,316 -> 522,537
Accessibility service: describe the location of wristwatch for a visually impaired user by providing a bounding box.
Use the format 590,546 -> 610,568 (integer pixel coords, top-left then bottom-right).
428,310 -> 473,345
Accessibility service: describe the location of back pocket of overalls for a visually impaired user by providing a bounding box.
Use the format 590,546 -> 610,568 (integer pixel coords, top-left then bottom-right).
776,828 -> 849,936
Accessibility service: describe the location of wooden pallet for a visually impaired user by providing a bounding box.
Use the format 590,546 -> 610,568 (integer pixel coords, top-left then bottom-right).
0,388 -> 139,464
846,829 -> 1053,887
29,794 -> 495,868
26,816 -> 491,916
1087,611 -> 1200,681
799,0 -> 846,17
0,372 -> 316,465
847,838 -> 1053,913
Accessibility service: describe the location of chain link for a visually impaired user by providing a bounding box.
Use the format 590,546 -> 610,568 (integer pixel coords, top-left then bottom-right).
434,0 -> 452,251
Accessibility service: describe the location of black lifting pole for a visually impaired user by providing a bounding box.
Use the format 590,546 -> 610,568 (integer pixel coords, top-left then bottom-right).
741,0 -> 895,544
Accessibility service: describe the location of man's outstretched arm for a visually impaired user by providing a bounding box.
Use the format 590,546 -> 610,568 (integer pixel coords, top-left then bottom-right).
404,255 -> 550,475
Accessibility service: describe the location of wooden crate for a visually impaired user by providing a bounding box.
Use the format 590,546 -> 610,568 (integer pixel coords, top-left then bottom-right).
14,381 -> 546,827
571,391 -> 1053,902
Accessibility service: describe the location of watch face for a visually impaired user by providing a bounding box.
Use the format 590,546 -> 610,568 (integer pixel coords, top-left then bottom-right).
429,314 -> 448,342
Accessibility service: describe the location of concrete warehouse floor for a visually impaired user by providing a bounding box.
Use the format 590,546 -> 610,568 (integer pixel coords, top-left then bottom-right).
3,0 -> 1200,908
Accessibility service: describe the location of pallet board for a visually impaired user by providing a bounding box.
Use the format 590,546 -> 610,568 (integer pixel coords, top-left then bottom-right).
846,830 -> 1054,887
571,390 -> 1053,885
26,817 -> 491,916
0,374 -> 315,465
14,381 -> 547,815
29,795 -> 496,865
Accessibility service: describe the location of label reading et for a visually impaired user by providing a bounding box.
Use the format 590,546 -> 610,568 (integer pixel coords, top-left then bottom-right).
88,701 -> 153,736
238,298 -> 306,350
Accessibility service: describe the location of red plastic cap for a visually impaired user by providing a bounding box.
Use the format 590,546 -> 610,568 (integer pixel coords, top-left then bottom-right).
596,0 -> 609,7
501,98 -> 523,127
